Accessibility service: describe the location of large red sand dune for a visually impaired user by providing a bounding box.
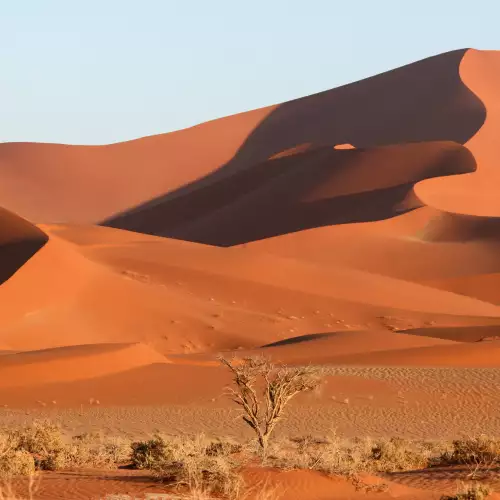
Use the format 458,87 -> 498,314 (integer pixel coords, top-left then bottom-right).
0,48 -> 499,409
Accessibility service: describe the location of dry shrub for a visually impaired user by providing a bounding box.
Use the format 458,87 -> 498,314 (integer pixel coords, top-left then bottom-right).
62,432 -> 130,469
0,422 -> 130,475
131,434 -> 243,498
131,434 -> 172,470
268,433 -> 439,476
369,437 -> 435,472
219,356 -> 323,455
441,436 -> 500,478
9,420 -> 65,471
0,420 -> 63,474
441,481 -> 492,500
270,433 -> 373,476
0,451 -> 35,477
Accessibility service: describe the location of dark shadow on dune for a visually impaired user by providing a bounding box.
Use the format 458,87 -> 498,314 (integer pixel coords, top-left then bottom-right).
176,181 -> 419,245
261,332 -> 336,348
102,49 -> 486,244
104,141 -> 477,246
0,239 -> 48,284
0,209 -> 49,285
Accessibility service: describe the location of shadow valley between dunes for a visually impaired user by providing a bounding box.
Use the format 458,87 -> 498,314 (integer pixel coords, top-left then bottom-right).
102,48 -> 486,244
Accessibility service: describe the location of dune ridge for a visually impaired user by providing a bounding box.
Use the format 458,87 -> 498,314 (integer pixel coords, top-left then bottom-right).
0,48 -> 500,413
0,342 -> 168,388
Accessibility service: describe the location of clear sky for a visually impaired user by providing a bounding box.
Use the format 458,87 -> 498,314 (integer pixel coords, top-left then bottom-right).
1,0 -> 499,145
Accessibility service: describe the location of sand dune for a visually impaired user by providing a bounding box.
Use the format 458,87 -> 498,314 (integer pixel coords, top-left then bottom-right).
0,47 -> 500,499
255,330 -> 459,365
0,107 -> 274,224
0,49 -> 486,237
416,49 -> 500,217
0,48 -> 499,418
428,272 -> 500,305
2,221 -> 499,357
0,342 -> 168,388
117,141 -> 473,245
324,340 -> 500,368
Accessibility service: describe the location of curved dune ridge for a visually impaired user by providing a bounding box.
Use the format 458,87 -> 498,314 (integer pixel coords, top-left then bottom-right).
416,50 -> 500,217
1,48 -> 500,411
111,141 -> 475,245
0,342 -> 168,388
2,223 -> 499,355
0,49 -> 486,235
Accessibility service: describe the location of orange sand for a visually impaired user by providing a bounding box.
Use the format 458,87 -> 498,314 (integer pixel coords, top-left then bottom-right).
0,50 -> 499,466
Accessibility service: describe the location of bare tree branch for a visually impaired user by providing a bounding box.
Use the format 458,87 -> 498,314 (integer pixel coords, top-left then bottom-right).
219,355 -> 323,454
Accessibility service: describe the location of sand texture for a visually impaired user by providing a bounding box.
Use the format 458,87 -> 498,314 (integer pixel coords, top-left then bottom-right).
1,48 -> 500,498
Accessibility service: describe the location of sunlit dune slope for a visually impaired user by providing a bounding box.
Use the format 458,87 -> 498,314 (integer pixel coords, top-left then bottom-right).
0,49 -> 487,242
0,342 -> 168,388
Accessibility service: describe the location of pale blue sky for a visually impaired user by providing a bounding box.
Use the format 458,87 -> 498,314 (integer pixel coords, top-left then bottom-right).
1,0 -> 499,144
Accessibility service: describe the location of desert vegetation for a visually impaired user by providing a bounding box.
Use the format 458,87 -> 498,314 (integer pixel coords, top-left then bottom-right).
0,364 -> 497,498
218,356 -> 323,455
0,419 -> 496,498
441,481 -> 492,500
0,420 -> 129,477
127,431 -> 499,498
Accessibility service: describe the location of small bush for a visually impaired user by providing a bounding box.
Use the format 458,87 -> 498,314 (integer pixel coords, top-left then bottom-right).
131,434 -> 243,498
0,450 -> 36,477
370,437 -> 432,472
268,433 -> 442,477
441,482 -> 492,500
131,434 -> 173,470
10,420 -> 65,471
0,422 -> 131,475
63,434 -> 130,469
206,439 -> 242,457
440,436 -> 500,478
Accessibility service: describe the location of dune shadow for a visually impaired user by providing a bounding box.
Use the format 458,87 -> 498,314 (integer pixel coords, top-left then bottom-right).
104,141 -> 477,246
0,239 -> 48,284
260,333 -> 337,348
0,208 -> 49,285
102,49 -> 486,245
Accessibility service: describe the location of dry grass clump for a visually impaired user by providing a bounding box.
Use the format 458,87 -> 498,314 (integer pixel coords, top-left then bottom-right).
0,421 -> 131,476
0,450 -> 35,477
131,434 -> 243,498
267,434 -> 371,476
266,433 -> 445,477
63,432 -> 130,469
440,436 -> 500,478
9,420 -> 65,471
441,481 -> 492,500
131,433 -> 172,470
0,420 -> 62,474
369,437 -> 441,472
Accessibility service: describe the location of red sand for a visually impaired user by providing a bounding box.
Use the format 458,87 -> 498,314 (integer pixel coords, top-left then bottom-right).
0,49 -> 499,445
